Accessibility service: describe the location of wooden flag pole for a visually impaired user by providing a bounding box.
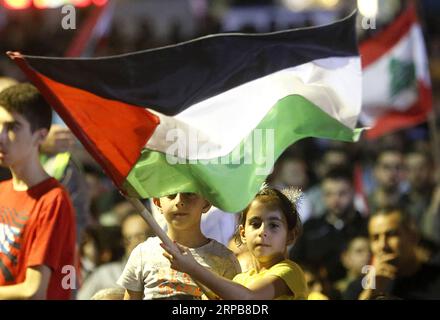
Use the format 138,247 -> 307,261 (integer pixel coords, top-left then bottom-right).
125,197 -> 177,250
428,111 -> 440,182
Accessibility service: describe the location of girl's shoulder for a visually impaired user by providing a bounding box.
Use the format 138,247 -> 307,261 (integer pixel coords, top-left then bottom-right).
269,259 -> 305,276
232,267 -> 258,284
235,259 -> 301,279
272,259 -> 302,269
268,259 -> 308,300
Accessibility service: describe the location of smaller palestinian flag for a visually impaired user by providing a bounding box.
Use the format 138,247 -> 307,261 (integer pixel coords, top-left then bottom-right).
360,4 -> 432,139
9,12 -> 362,212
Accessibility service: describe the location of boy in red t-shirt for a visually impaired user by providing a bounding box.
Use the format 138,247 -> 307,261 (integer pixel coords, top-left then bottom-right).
0,83 -> 76,299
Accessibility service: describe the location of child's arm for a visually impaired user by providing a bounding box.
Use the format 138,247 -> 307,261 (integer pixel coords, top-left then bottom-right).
123,289 -> 143,300
0,266 -> 51,299
197,282 -> 221,300
161,242 -> 291,300
118,244 -> 145,300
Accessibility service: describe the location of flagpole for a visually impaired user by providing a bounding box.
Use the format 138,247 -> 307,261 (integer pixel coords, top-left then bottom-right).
428,111 -> 440,182
125,197 -> 176,250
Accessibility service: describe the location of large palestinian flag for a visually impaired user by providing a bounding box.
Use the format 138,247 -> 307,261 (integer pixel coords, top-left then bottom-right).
8,13 -> 362,212
360,4 -> 432,139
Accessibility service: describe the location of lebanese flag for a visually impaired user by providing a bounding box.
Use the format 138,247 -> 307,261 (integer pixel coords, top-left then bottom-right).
360,4 -> 432,139
8,13 -> 362,212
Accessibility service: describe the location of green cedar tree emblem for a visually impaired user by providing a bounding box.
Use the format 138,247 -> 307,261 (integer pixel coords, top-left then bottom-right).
389,58 -> 416,97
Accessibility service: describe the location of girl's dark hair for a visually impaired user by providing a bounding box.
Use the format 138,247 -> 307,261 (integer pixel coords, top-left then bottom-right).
235,187 -> 302,246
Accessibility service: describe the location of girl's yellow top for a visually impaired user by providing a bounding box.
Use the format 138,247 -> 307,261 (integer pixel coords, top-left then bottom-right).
233,259 -> 308,300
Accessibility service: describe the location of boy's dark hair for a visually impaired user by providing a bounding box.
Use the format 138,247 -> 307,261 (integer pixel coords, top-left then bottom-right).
374,146 -> 403,164
235,187 -> 302,246
80,225 -> 124,264
0,83 -> 52,132
322,166 -> 353,185
369,206 -> 417,235
341,234 -> 369,252
324,145 -> 349,157
405,148 -> 434,167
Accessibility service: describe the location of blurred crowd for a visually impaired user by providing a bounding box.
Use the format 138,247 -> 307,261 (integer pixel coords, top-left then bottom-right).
1,105 -> 438,299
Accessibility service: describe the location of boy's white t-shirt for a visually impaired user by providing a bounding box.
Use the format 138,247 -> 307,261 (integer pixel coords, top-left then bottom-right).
117,236 -> 241,300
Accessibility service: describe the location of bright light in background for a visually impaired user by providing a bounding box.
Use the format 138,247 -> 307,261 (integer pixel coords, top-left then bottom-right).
3,0 -> 32,9
33,0 -> 47,8
2,0 -> 107,9
282,0 -> 314,12
318,0 -> 339,9
92,0 -> 107,6
357,0 -> 378,18
283,0 -> 340,11
33,0 -> 64,8
71,0 -> 91,7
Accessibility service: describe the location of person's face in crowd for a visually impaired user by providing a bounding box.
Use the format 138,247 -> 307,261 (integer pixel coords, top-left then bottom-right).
317,150 -> 348,178
154,193 -> 211,232
304,270 -> 324,293
368,211 -> 415,270
341,237 -> 371,276
405,152 -> 432,191
85,173 -> 107,202
324,151 -> 348,168
374,151 -> 403,191
240,199 -> 293,266
279,159 -> 308,188
0,106 -> 46,168
322,178 -> 354,217
122,214 -> 153,255
81,232 -> 99,266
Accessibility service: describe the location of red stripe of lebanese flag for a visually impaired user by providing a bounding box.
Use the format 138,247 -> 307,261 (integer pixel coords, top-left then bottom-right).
360,3 -> 433,139
360,4 -> 416,68
365,81 -> 431,139
8,52 -> 159,187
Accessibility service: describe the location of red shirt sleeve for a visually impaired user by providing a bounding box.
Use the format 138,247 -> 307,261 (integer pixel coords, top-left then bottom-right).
27,190 -> 76,271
